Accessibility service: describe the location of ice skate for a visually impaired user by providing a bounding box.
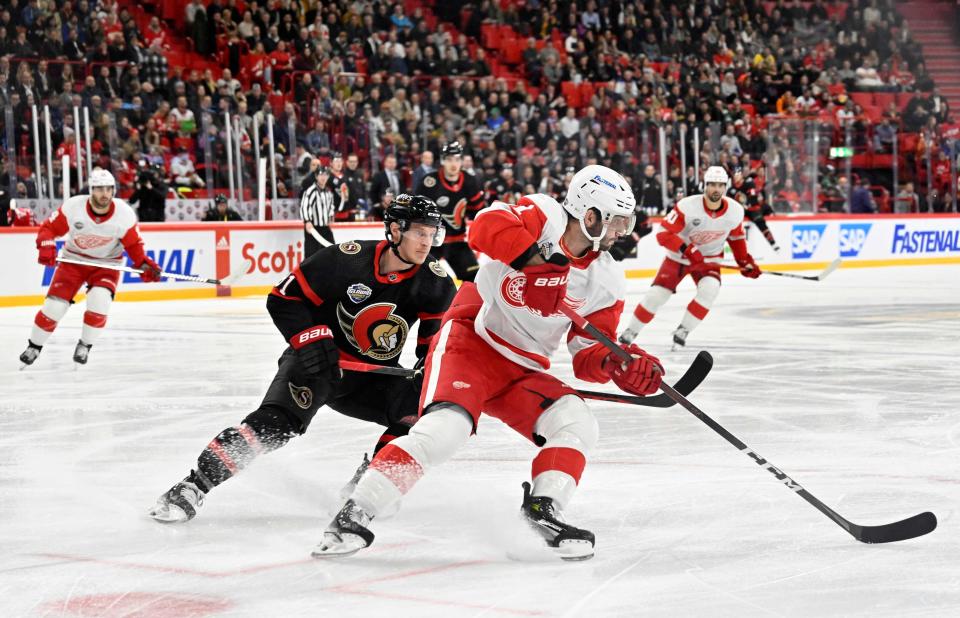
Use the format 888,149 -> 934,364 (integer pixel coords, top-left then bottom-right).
311,500 -> 375,558
618,327 -> 638,345
19,341 -> 42,369
73,340 -> 92,365
520,482 -> 595,561
148,480 -> 205,523
671,326 -> 689,350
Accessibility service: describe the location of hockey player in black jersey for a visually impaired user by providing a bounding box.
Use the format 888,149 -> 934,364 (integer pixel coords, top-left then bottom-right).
149,195 -> 456,523
729,167 -> 780,252
414,141 -> 485,281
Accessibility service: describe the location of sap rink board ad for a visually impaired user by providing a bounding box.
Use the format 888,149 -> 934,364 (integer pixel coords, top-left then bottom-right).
1,214 -> 958,306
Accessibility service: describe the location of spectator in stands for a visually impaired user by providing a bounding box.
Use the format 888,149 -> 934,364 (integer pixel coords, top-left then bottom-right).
850,176 -> 877,214
170,148 -> 205,189
873,115 -> 898,153
895,182 -> 920,214
411,150 -> 434,191
637,165 -> 663,215
370,153 -> 402,204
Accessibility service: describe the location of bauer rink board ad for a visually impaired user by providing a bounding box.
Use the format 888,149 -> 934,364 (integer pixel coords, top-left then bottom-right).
1,214 -> 958,307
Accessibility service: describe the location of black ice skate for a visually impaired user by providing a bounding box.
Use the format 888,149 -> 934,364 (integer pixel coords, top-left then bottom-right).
671,326 -> 689,350
19,341 -> 42,369
311,500 -> 375,558
73,340 -> 92,365
148,480 -> 205,523
521,482 -> 595,561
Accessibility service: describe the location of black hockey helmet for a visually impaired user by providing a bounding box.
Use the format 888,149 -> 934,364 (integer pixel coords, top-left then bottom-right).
384,194 -> 445,250
441,141 -> 463,158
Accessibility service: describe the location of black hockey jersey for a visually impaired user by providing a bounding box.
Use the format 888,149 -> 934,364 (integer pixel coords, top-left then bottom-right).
414,171 -> 484,242
727,175 -> 761,212
267,240 -> 456,365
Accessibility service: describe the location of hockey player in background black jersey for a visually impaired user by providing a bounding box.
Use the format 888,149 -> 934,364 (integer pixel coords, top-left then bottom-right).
728,167 -> 780,252
149,195 -> 456,524
414,141 -> 485,281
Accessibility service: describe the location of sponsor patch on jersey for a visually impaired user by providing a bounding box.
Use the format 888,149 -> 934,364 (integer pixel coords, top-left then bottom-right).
336,302 -> 409,361
691,218 -> 702,226
429,261 -> 448,277
452,381 -> 471,389
347,283 -> 373,303
288,382 -> 313,409
423,175 -> 437,188
74,221 -> 84,229
339,241 -> 361,254
436,195 -> 450,207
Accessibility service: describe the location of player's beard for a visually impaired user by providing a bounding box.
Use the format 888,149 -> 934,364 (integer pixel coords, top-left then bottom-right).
91,193 -> 112,212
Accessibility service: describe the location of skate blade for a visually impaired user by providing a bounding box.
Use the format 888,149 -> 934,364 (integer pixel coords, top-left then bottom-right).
507,539 -> 595,562
148,504 -> 190,524
19,363 -> 30,371
311,534 -> 368,559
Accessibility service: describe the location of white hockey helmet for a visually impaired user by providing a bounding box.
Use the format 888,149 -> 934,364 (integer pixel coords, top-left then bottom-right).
89,168 -> 116,189
703,165 -> 729,187
563,164 -> 636,251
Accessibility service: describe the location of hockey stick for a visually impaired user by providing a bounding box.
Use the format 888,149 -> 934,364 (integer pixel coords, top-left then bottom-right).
307,226 -> 334,247
56,256 -> 222,285
339,352 -> 714,409
720,258 -> 842,281
557,303 -> 936,544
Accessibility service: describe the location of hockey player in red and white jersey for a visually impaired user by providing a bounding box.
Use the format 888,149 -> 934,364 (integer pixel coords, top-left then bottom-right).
312,165 -> 664,561
18,169 -> 161,367
619,166 -> 761,349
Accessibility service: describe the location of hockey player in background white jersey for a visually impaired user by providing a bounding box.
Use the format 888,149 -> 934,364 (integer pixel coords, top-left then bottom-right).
312,165 -> 665,562
619,166 -> 762,348
19,169 -> 161,367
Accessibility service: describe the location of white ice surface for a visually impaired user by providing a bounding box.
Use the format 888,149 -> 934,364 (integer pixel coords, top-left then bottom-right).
1,265 -> 958,617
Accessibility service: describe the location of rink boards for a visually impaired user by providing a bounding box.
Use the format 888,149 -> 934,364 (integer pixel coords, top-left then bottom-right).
1,213 -> 958,306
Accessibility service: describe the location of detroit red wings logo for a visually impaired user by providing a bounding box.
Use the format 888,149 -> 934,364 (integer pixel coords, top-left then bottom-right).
336,302 -> 409,360
441,198 -> 469,230
499,272 -> 586,315
688,230 -> 728,246
72,234 -> 115,250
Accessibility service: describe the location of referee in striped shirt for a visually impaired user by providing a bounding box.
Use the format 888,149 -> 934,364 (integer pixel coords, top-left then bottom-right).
300,166 -> 341,258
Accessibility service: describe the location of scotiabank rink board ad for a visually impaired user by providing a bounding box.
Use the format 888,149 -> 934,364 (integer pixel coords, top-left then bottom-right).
1,215 -> 958,306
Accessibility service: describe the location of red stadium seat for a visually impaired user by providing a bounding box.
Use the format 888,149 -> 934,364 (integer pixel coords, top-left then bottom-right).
850,92 -> 874,108
561,82 -> 581,108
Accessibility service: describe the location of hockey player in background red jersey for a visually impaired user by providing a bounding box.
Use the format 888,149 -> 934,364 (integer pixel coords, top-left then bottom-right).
619,166 -> 762,349
18,169 -> 162,367
312,165 -> 664,562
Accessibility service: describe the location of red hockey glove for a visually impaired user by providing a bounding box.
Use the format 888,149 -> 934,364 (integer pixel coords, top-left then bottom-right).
681,242 -> 704,267
37,239 -> 57,266
737,255 -> 762,279
521,254 -> 570,316
604,344 -> 664,396
138,256 -> 163,282
290,325 -> 341,381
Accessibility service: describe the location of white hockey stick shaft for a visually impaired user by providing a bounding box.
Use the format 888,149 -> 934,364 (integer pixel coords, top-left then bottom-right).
56,256 -> 222,285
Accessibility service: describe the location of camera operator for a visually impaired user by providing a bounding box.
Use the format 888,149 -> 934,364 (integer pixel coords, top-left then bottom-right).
129,160 -> 167,222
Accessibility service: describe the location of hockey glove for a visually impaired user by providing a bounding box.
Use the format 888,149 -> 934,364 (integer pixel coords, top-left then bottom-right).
737,255 -> 762,279
604,344 -> 663,396
138,256 -> 163,282
521,254 -> 570,316
290,325 -> 341,380
37,239 -> 57,266
680,243 -> 704,268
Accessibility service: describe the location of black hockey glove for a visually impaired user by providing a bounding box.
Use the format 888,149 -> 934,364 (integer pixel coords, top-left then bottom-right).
290,325 -> 342,380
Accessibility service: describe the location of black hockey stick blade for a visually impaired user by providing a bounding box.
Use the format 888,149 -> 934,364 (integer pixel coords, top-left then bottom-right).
852,511 -> 937,544
576,350 -> 713,407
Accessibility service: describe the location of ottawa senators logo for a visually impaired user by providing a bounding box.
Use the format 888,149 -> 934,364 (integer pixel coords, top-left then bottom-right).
339,242 -> 361,254
336,302 -> 409,360
441,198 -> 468,230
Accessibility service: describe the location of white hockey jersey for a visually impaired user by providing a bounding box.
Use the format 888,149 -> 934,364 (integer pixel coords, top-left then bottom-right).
468,194 -> 624,376
659,194 -> 746,264
38,195 -> 148,264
